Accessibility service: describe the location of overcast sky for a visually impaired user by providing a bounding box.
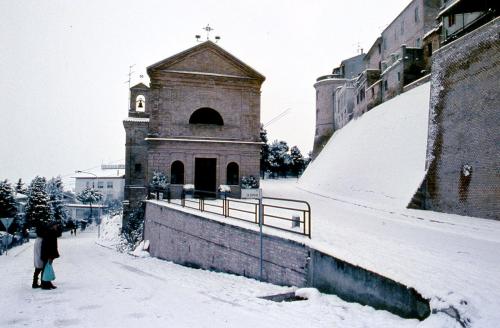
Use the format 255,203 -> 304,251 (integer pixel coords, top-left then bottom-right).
0,0 -> 410,188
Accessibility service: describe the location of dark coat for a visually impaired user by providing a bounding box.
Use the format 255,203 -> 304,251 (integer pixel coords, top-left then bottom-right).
41,225 -> 61,261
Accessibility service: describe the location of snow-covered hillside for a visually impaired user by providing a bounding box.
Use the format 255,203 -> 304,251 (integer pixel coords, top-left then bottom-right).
300,83 -> 431,209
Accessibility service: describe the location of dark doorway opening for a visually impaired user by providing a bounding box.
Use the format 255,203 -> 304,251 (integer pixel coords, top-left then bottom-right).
195,158 -> 217,197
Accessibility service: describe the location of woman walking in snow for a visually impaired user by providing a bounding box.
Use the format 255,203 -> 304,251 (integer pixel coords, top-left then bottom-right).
32,223 -> 46,288
40,222 -> 61,290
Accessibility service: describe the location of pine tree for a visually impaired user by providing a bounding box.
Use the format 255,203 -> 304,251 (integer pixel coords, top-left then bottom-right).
290,145 -> 305,177
15,178 -> 27,194
76,187 -> 103,220
47,176 -> 67,224
268,140 -> 291,177
122,204 -> 145,248
0,180 -> 18,232
25,176 -> 53,229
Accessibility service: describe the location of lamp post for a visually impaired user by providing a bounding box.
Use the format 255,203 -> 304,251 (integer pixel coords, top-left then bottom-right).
75,170 -> 101,238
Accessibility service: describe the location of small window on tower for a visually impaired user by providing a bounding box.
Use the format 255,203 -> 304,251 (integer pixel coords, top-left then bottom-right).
134,163 -> 142,173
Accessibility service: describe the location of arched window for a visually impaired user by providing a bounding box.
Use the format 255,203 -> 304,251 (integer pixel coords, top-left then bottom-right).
226,162 -> 239,185
136,95 -> 146,112
189,107 -> 224,125
171,161 -> 184,184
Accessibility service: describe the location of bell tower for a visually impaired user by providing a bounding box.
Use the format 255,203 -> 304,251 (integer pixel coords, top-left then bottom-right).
123,83 -> 151,219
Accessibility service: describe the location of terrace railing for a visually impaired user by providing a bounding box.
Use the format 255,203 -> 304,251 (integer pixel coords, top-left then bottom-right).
148,187 -> 311,238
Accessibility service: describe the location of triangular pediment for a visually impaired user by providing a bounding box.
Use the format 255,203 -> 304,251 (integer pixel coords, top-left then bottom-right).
147,41 -> 265,82
130,82 -> 149,90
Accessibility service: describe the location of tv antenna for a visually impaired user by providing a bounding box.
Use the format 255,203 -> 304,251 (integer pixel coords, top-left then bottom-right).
356,42 -> 363,54
125,64 -> 135,110
124,64 -> 135,89
264,108 -> 292,128
195,24 -> 221,43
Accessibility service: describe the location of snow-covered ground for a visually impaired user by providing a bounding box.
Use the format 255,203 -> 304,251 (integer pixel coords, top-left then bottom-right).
256,83 -> 500,327
301,83 -> 431,210
0,228 -> 426,328
2,83 -> 497,327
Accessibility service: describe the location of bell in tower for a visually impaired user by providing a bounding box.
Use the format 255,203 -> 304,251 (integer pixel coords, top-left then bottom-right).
135,95 -> 146,112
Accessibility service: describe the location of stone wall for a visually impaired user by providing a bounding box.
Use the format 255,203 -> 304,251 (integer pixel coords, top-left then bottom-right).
423,17 -> 500,219
144,201 -> 431,319
144,201 -> 309,287
123,119 -> 149,210
312,77 -> 346,157
146,140 -> 260,192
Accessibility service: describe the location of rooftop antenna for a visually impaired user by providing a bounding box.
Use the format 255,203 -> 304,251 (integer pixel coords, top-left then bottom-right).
356,42 -> 363,54
125,64 -> 135,110
195,24 -> 221,43
264,108 -> 292,128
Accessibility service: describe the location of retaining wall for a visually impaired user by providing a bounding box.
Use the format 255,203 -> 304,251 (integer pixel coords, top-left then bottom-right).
423,17 -> 500,219
144,201 -> 430,319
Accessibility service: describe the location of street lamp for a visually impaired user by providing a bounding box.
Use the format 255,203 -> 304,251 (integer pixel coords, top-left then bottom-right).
75,170 -> 102,238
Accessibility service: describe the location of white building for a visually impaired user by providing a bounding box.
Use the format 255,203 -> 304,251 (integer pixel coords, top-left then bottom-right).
73,164 -> 125,203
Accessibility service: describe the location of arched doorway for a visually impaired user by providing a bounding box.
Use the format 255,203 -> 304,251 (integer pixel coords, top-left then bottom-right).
171,161 -> 184,184
226,162 -> 239,185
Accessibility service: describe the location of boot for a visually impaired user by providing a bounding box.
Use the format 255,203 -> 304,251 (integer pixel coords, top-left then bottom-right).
40,281 -> 52,290
32,279 -> 40,289
32,269 -> 41,288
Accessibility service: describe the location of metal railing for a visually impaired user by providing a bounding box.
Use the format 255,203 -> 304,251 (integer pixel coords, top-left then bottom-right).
148,187 -> 311,238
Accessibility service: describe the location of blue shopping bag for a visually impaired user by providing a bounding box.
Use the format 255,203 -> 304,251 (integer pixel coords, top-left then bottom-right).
42,262 -> 56,281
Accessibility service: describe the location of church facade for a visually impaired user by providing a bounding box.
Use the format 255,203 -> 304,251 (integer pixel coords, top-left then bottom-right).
123,41 -> 265,210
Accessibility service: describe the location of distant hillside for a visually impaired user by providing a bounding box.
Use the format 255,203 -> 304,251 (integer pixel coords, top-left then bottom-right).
299,83 -> 430,209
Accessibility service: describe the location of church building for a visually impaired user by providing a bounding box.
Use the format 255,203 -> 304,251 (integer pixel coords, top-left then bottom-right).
123,41 -> 265,210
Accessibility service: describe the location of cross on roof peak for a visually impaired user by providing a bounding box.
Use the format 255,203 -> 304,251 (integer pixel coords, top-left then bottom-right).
195,24 -> 221,43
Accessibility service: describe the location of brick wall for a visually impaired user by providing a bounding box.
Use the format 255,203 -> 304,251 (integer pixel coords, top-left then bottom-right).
144,201 -> 309,287
144,201 -> 431,319
423,18 -> 500,219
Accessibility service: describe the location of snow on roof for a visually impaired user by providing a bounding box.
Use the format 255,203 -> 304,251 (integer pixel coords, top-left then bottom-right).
73,165 -> 125,179
437,0 -> 461,18
123,117 -> 150,123
64,203 -> 107,208
300,82 -> 431,209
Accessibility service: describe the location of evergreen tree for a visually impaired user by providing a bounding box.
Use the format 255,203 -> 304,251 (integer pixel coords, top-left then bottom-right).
240,176 -> 259,189
0,180 -> 18,232
122,204 -> 145,248
149,171 -> 169,190
304,151 -> 313,169
15,178 -> 27,194
260,124 -> 270,177
25,176 -> 53,229
290,145 -> 305,177
76,187 -> 103,220
47,176 -> 67,224
268,140 -> 291,177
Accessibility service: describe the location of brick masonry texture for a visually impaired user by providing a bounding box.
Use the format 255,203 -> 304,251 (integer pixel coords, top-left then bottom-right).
144,202 -> 309,287
124,42 -> 264,209
424,18 -> 500,219
144,201 -> 431,319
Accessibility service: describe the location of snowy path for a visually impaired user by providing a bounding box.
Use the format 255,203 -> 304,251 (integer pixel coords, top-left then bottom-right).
261,179 -> 500,328
0,230 -> 424,328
